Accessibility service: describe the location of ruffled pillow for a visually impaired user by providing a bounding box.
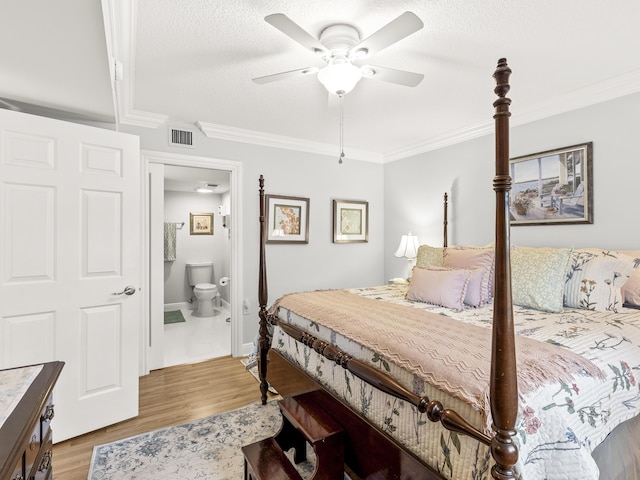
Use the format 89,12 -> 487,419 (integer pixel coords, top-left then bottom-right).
564,249 -> 638,312
511,246 -> 572,313
406,267 -> 470,311
443,246 -> 495,304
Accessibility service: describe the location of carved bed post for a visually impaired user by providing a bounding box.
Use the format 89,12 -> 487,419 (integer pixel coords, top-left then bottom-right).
443,192 -> 448,248
490,58 -> 518,479
258,175 -> 270,405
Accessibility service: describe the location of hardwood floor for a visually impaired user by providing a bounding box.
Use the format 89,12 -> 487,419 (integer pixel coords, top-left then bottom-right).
52,355 -> 280,480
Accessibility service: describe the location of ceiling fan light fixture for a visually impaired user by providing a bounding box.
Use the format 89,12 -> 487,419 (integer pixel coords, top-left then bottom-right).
317,61 -> 363,95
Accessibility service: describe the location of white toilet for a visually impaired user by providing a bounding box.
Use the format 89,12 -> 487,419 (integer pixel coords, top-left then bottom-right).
186,262 -> 218,317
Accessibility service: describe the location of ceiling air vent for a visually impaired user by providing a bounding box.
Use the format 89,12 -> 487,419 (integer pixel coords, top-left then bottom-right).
169,127 -> 194,148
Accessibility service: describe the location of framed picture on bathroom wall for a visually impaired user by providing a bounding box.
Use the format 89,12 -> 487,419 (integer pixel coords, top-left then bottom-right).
190,212 -> 214,235
265,194 -> 309,244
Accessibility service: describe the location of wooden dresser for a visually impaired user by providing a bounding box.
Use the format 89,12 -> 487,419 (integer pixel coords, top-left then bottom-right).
0,362 -> 64,480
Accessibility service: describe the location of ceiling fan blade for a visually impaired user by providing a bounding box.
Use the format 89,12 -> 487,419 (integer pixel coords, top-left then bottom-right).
361,65 -> 424,87
350,11 -> 423,58
265,14 -> 328,55
252,67 -> 319,84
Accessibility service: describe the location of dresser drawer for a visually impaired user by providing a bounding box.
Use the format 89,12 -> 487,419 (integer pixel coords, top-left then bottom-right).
29,431 -> 52,480
9,454 -> 24,480
39,397 -> 55,446
23,420 -> 41,479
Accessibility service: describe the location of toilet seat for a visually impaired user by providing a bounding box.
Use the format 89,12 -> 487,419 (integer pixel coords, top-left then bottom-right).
194,283 -> 217,292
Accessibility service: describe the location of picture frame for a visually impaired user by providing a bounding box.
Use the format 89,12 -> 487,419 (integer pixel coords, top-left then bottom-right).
190,212 -> 214,235
265,194 -> 310,244
509,142 -> 593,226
333,199 -> 368,243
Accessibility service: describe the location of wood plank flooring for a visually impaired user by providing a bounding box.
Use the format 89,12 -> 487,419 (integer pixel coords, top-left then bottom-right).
52,355 -> 282,480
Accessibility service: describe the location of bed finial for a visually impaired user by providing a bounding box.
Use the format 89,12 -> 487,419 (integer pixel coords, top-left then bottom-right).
490,58 -> 518,479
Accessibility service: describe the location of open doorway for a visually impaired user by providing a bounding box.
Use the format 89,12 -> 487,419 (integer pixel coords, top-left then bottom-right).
141,150 -> 243,374
161,165 -> 231,366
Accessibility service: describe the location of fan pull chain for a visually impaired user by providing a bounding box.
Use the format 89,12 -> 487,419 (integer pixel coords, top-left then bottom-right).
338,91 -> 345,164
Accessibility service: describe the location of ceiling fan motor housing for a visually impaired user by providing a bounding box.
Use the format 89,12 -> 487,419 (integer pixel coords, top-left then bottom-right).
319,24 -> 361,58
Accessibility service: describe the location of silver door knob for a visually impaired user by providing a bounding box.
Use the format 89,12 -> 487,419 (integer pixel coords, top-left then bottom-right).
112,285 -> 136,296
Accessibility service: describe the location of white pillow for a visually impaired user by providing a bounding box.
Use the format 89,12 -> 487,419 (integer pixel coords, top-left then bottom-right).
619,250 -> 640,307
406,267 -> 470,311
564,249 -> 638,312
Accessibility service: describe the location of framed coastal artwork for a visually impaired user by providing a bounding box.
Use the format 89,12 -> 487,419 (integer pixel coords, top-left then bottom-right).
265,194 -> 310,244
333,199 -> 369,243
190,212 -> 213,235
509,142 -> 593,226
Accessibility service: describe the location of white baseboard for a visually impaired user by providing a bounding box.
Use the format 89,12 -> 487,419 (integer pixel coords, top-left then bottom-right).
240,342 -> 254,357
164,302 -> 191,311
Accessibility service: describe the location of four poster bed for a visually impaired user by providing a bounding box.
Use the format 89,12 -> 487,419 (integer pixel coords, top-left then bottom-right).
255,59 -> 640,479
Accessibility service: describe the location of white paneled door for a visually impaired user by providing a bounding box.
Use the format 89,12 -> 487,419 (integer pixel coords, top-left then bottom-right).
0,109 -> 141,441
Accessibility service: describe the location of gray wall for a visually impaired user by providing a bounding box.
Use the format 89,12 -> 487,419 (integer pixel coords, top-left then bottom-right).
122,91 -> 640,344
120,123 -> 385,345
384,92 -> 640,280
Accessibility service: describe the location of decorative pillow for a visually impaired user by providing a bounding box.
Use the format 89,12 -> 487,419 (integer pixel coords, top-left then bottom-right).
619,250 -> 640,307
415,245 -> 444,269
443,247 -> 495,303
429,266 -> 485,307
564,249 -> 638,312
511,246 -> 572,313
406,267 -> 470,311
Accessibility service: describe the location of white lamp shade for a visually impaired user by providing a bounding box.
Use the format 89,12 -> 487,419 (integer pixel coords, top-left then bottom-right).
394,232 -> 420,259
317,61 -> 363,95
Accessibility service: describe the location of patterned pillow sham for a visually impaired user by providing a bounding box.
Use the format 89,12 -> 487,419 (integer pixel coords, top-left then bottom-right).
511,246 -> 572,313
443,246 -> 494,304
406,266 -> 470,311
619,250 -> 640,307
415,245 -> 444,269
564,249 -> 638,312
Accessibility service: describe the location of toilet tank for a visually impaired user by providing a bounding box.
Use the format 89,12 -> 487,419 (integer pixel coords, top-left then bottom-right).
186,262 -> 213,286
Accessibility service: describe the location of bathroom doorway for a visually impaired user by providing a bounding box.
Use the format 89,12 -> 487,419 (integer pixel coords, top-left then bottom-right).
142,150 -> 243,373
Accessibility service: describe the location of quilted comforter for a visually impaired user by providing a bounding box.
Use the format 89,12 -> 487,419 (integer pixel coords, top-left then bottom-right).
271,284 -> 640,479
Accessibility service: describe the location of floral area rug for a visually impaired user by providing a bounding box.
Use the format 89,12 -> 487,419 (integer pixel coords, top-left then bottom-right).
88,400 -> 318,479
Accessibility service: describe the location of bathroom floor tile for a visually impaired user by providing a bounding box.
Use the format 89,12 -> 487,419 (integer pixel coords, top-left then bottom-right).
163,306 -> 231,367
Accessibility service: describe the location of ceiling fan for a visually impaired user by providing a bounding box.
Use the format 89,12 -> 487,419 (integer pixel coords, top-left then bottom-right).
253,11 -> 424,96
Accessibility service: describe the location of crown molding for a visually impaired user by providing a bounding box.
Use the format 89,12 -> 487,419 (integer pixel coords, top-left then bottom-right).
103,0 -> 168,129
383,69 -> 640,163
196,121 -> 383,163
383,121 -> 493,163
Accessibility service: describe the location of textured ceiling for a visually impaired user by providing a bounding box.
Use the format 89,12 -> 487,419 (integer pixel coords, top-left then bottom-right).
1,1 -> 640,162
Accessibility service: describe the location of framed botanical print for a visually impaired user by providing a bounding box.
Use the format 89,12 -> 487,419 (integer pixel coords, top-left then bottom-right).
333,199 -> 368,243
265,194 -> 310,243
